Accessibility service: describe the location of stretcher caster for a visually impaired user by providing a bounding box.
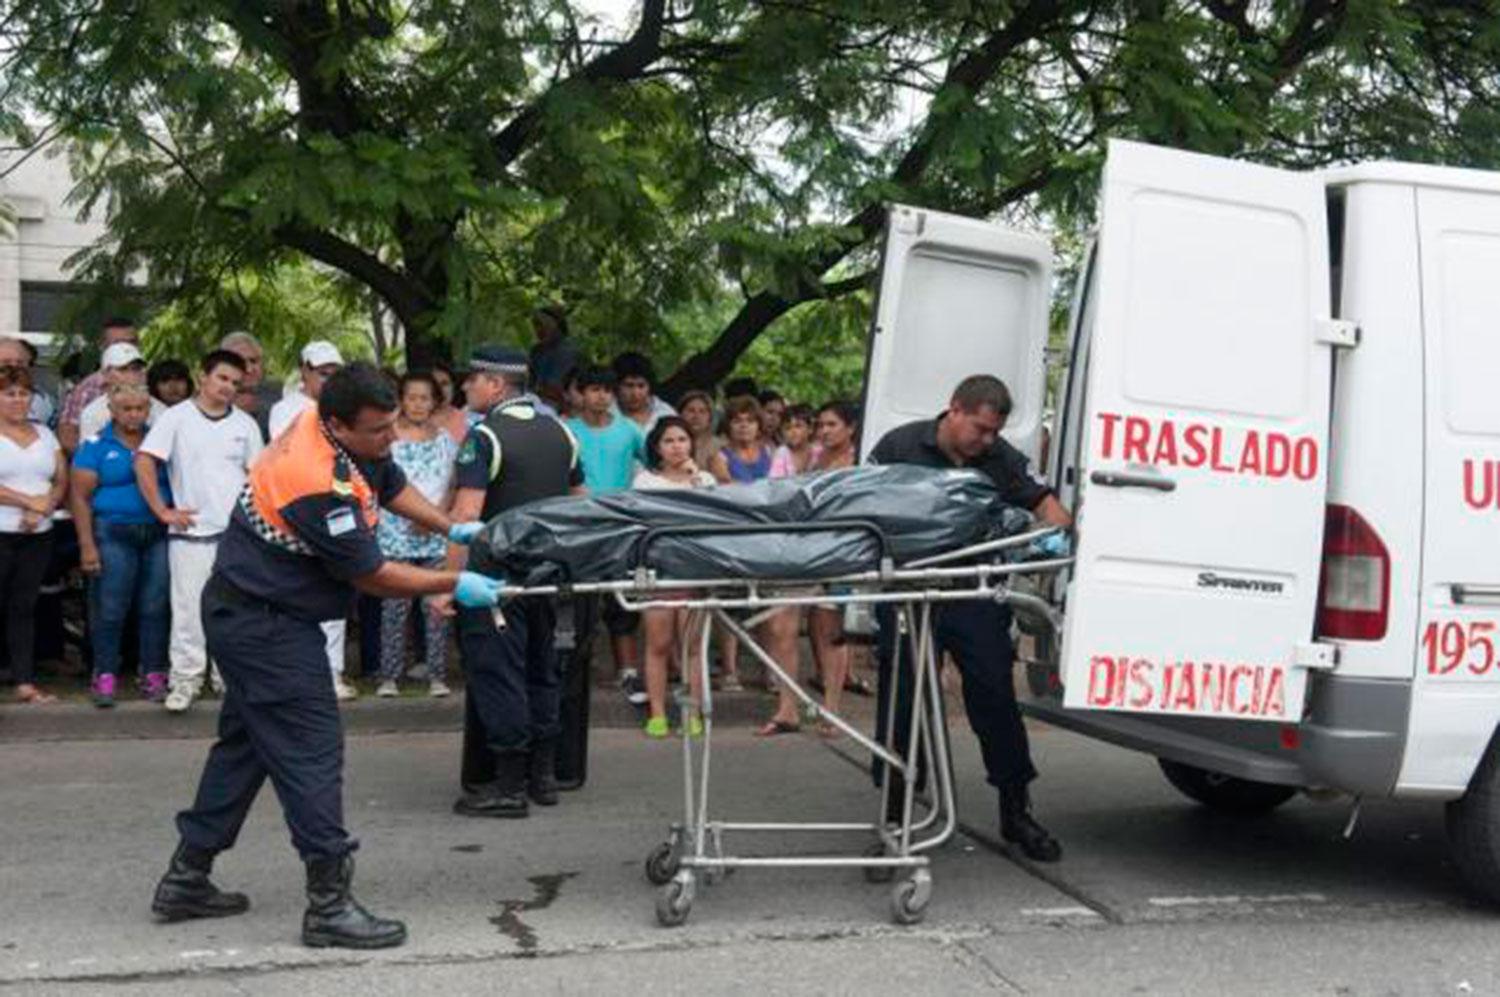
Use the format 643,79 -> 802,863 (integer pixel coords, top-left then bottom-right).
656,871 -> 696,927
889,869 -> 931,925
862,842 -> 896,884
645,841 -> 681,886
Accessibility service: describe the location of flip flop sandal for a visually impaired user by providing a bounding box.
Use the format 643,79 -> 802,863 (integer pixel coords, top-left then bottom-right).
755,720 -> 801,737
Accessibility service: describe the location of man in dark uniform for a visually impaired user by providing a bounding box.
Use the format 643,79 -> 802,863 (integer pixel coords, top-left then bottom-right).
869,374 -> 1071,862
149,363 -> 502,948
441,345 -> 584,819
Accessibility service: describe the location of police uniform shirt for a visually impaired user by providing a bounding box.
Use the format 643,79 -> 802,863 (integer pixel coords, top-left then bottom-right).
453,399 -> 584,509
213,409 -> 406,621
868,413 -> 1052,510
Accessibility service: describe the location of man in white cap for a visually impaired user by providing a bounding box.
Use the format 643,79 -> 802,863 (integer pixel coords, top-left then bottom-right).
78,343 -> 167,440
59,316 -> 138,452
269,341 -> 344,440
266,340 -> 358,700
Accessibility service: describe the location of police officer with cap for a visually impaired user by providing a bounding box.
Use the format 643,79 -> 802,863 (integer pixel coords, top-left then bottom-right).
150,362 -> 502,949
441,344 -> 583,818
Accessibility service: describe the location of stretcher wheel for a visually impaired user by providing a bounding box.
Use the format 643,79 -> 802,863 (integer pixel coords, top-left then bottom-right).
645,841 -> 681,886
862,842 -> 896,884
889,870 -> 931,925
656,871 -> 696,927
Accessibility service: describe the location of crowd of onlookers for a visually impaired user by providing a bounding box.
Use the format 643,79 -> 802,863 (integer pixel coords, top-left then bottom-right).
0,309 -> 870,736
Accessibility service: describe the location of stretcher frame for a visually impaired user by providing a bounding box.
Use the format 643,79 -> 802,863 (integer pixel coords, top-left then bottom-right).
491,521 -> 1069,927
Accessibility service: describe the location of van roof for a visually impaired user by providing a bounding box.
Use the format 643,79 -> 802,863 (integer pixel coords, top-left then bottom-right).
1320,160 -> 1500,195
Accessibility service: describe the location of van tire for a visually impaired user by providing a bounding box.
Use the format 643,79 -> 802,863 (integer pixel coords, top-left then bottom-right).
1445,733 -> 1500,907
1158,759 -> 1298,815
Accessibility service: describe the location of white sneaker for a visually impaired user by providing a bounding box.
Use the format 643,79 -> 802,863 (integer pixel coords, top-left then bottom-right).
164,687 -> 194,713
376,680 -> 399,698
429,679 -> 451,698
333,677 -> 359,701
620,669 -> 648,706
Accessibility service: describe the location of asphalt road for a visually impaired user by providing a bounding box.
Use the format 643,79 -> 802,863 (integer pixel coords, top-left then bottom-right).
1,717 -> 1495,995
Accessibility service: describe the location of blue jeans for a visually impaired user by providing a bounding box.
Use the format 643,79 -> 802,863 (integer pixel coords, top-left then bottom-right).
90,521 -> 169,679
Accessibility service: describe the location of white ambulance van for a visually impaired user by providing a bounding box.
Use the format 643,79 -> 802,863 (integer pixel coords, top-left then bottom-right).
861,138 -> 1500,903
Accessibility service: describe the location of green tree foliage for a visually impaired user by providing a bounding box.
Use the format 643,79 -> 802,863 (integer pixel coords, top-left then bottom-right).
5,1 -> 1500,395
141,262 -> 375,378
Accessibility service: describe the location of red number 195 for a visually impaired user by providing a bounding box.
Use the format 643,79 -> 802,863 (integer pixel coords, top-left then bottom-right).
1423,620 -> 1498,676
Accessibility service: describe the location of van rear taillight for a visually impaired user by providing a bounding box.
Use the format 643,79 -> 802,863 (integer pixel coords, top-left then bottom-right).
1316,504 -> 1390,640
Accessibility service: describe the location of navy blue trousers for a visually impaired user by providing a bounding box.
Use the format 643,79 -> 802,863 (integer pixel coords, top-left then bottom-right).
176,577 -> 351,861
457,598 -> 560,757
874,599 -> 1038,792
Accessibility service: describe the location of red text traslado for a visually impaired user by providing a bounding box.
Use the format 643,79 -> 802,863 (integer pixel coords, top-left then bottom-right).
1086,654 -> 1288,718
1096,413 -> 1318,481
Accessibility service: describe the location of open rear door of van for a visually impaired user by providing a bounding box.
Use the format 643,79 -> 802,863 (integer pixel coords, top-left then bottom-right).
859,204 -> 1051,463
1060,140 -> 1336,723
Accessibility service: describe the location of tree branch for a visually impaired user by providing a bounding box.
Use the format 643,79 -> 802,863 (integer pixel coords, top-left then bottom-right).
274,222 -> 433,333
489,0 -> 669,170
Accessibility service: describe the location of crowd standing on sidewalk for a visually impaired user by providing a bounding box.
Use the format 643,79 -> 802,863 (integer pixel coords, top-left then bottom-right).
0,314 -> 876,743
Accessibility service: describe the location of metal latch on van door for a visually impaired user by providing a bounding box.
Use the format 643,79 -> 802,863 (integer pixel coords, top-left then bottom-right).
1314,319 -> 1359,349
1294,641 -> 1339,671
891,207 -> 924,236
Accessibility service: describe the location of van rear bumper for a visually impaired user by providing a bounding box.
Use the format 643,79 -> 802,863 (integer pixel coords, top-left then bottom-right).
1021,675 -> 1410,796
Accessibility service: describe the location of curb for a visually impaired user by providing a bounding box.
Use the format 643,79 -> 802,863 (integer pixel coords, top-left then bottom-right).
0,689 -> 776,742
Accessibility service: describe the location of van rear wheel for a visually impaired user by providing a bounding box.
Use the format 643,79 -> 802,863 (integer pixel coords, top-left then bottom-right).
1158,759 -> 1298,815
1445,734 -> 1500,907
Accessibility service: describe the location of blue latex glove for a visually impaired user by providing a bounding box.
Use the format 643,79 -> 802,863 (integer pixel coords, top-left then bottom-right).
448,521 -> 485,545
1033,532 -> 1071,558
455,571 -> 505,608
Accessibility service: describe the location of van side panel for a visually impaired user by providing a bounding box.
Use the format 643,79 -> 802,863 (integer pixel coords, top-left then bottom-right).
1398,186 -> 1500,794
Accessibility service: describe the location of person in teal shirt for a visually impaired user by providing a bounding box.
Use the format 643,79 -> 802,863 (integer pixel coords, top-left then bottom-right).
565,366 -> 645,495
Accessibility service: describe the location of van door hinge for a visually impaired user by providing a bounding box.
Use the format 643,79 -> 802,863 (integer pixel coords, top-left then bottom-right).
1315,319 -> 1359,349
1294,641 -> 1339,671
891,206 -> 923,236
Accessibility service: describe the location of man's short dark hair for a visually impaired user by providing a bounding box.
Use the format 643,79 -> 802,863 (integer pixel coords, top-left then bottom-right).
575,365 -> 617,391
320,362 -> 398,425
951,375 -> 1012,418
148,359 -> 192,395
722,376 -> 758,401
612,351 -> 655,387
102,316 -> 135,331
17,339 -> 38,364
200,349 -> 247,376
758,389 -> 784,407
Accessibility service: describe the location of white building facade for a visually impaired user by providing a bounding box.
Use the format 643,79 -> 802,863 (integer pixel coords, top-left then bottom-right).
0,148 -> 111,351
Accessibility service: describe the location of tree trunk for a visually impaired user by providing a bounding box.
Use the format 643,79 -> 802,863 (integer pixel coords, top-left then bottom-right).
659,290 -> 797,400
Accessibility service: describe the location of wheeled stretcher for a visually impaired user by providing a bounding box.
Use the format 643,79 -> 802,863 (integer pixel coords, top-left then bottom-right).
469,466 -> 1071,926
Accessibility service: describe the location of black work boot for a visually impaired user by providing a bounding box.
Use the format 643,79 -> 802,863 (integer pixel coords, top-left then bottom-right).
453,751 -> 529,818
999,785 -> 1063,863
528,738 -> 560,807
302,853 -> 407,949
151,842 -> 251,922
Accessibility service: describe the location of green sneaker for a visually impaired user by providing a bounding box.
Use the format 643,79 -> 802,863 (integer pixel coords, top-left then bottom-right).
644,715 -> 670,739
684,714 -> 704,738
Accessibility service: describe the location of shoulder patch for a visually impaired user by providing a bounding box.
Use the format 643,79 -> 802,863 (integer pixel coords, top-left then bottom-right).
457,436 -> 479,465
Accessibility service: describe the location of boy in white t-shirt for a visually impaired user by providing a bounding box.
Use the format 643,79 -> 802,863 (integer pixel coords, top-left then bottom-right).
135,350 -> 264,712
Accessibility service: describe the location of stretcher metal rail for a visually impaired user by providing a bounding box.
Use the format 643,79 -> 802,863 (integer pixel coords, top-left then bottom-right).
490,522 -> 1069,927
